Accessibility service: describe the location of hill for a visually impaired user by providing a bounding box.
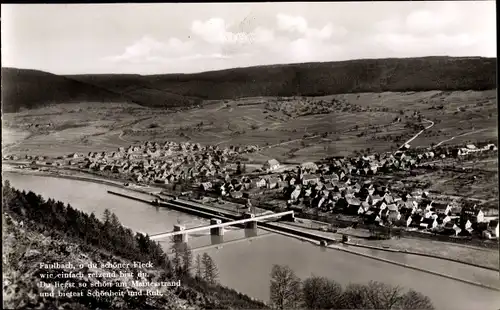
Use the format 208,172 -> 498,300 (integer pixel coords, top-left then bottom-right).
2,56 -> 496,112
1,68 -> 130,113
75,56 -> 497,99
1,68 -> 201,113
2,181 -> 268,309
64,73 -> 203,108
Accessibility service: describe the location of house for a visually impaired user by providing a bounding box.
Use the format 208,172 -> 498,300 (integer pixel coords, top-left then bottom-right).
252,178 -> 267,188
369,194 -> 382,205
290,186 -> 302,201
263,159 -> 280,172
443,221 -> 462,236
431,202 -> 452,215
266,177 -> 279,189
487,219 -> 499,238
230,191 -> 243,199
436,214 -> 451,226
419,217 -> 438,230
461,205 -> 485,226
345,197 -> 364,215
361,201 -> 371,213
462,219 -> 473,231
364,211 -> 382,225
301,162 -> 318,172
302,174 -> 320,185
200,182 -> 213,191
385,210 -> 401,224
399,214 -> 413,227
419,199 -> 433,211
375,201 -> 387,211
410,214 -> 423,228
277,180 -> 288,189
335,197 -> 349,211
400,200 -> 417,214
382,194 -> 394,204
323,183 -> 335,191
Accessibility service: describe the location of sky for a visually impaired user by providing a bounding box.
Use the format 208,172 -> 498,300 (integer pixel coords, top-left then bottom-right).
1,2 -> 496,75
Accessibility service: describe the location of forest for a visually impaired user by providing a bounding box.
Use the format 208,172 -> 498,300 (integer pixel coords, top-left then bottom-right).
1,180 -> 267,309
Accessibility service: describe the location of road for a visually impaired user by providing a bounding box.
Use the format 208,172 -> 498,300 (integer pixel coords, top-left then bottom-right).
398,119 -> 434,150
264,134 -> 322,149
434,128 -> 488,148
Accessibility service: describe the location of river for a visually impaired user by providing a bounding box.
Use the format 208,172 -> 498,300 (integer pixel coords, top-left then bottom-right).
4,172 -> 500,310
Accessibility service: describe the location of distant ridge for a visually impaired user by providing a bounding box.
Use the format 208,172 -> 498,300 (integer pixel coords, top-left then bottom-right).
2,56 -> 496,112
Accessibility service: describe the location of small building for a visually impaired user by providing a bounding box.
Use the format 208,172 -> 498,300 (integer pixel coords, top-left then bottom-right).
267,177 -> 280,189
443,221 -> 462,236
252,178 -> 267,189
419,217 -> 438,230
263,159 -> 280,172
200,182 -> 213,191
488,219 -> 499,238
301,162 -> 318,172
230,191 -> 243,199
431,202 -> 452,216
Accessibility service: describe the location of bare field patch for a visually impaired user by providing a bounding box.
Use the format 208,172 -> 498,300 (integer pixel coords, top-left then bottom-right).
4,90 -> 497,160
1,127 -> 31,147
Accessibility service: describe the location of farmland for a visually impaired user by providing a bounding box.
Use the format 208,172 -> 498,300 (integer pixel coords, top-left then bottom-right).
2,90 -> 496,163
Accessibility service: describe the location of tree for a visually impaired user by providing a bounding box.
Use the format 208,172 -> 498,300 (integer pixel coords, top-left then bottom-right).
102,209 -> 111,224
195,254 -> 203,280
170,238 -> 183,274
399,290 -> 434,310
343,281 -> 409,309
269,264 -> 302,310
202,253 -> 219,284
302,275 -> 343,309
182,243 -> 193,275
110,213 -> 120,230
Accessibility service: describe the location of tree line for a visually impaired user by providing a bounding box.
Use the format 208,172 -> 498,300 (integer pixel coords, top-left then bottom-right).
269,264 -> 434,309
1,180 -> 267,309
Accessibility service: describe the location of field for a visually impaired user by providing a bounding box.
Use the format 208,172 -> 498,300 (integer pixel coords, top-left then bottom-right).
2,90 -> 497,163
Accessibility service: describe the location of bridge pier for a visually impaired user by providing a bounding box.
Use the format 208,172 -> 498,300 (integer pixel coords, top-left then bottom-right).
243,213 -> 257,229
173,224 -> 188,243
210,218 -> 224,236
282,211 -> 295,222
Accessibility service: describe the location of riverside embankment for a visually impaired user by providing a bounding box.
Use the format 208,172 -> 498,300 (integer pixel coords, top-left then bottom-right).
4,171 -> 500,310
55,184 -> 500,292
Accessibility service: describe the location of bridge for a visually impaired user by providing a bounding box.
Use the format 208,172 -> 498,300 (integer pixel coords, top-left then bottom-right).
150,210 -> 295,242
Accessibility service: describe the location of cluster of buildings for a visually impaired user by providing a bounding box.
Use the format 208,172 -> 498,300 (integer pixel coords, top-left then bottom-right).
199,143 -> 498,239
69,141 -> 259,184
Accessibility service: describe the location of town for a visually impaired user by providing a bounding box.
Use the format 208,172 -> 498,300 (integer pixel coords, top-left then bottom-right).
4,138 -> 498,242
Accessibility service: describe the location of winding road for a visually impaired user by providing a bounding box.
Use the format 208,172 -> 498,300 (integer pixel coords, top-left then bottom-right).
397,119 -> 434,150
434,128 -> 488,148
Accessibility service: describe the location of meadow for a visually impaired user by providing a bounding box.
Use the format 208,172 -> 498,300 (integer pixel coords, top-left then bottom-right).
2,90 -> 497,163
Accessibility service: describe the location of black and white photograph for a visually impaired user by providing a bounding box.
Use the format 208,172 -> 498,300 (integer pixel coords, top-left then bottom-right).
2,2 -> 499,309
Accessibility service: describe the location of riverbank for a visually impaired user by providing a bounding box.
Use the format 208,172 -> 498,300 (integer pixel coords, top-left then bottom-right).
4,165 -> 499,272
289,219 -> 500,271
5,171 -> 500,310
2,164 -> 161,197
2,194 -> 269,310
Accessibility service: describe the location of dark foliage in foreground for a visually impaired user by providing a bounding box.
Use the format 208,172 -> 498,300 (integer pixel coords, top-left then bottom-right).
270,264 -> 434,310
2,180 -> 268,309
3,56 -> 496,112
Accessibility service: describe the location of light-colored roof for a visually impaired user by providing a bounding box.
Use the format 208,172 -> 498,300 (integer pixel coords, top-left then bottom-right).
265,159 -> 280,166
301,162 -> 318,169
